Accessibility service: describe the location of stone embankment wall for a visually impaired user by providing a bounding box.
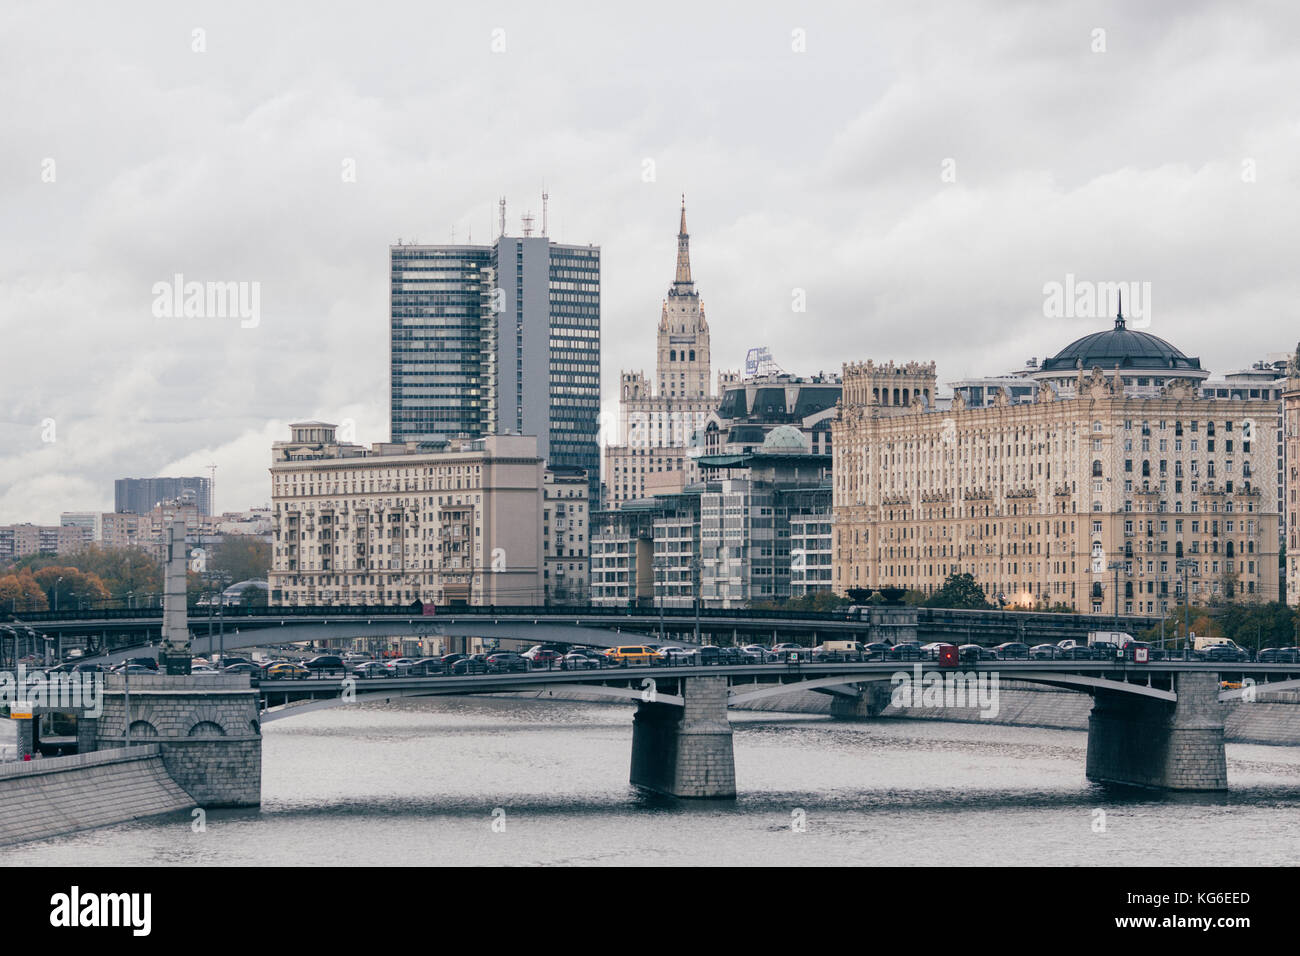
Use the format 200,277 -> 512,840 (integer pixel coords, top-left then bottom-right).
0,745 -> 193,846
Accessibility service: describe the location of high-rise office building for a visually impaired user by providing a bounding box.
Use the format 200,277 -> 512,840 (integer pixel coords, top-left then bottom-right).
390,213 -> 601,495
114,476 -> 212,516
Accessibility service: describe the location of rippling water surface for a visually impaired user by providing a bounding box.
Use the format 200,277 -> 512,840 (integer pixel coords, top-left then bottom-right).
5,697 -> 1300,866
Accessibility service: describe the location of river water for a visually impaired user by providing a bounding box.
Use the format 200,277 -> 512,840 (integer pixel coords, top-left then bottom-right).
4,697 -> 1300,866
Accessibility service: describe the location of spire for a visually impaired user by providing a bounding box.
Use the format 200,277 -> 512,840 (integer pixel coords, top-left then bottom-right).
1114,289 -> 1126,330
674,195 -> 692,287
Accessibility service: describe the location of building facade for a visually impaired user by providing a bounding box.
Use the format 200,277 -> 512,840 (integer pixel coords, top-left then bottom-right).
1286,371 -> 1300,606
543,466 -> 590,605
833,317 -> 1282,615
604,201 -> 724,509
268,423 -> 544,607
390,218 -> 601,495
114,476 -> 212,516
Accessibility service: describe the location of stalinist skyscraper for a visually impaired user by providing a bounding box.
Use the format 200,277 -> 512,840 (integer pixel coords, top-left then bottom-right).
604,199 -> 734,508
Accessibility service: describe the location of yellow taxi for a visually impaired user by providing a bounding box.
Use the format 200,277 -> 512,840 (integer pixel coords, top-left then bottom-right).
605,645 -> 659,666
264,661 -> 312,680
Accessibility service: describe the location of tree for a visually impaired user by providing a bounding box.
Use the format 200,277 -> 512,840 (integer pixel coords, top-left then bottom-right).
208,537 -> 270,585
0,570 -> 50,612
32,566 -> 110,611
924,573 -> 993,610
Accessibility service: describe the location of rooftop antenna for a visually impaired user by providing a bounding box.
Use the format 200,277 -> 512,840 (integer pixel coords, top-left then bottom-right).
542,188 -> 549,237
498,197 -> 506,238
206,463 -> 217,515
521,211 -> 535,237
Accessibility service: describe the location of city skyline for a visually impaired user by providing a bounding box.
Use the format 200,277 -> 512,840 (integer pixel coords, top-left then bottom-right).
5,3 -> 1300,527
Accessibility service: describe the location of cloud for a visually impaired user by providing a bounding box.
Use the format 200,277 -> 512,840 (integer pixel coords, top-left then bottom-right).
2,0 -> 1298,523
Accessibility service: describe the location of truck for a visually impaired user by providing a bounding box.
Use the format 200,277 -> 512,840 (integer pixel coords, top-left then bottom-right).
1087,631 -> 1134,648
1193,636 -> 1243,653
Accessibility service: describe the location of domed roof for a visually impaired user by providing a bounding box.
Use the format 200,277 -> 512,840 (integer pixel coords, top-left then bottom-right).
761,425 -> 810,453
1039,316 -> 1201,375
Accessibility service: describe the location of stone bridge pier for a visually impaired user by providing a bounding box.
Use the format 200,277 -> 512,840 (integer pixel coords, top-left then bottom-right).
1085,672 -> 1227,791
630,676 -> 736,798
829,681 -> 893,719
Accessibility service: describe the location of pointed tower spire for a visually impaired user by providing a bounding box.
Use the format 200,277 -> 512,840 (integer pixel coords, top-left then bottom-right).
1114,289 -> 1126,330
674,194 -> 692,287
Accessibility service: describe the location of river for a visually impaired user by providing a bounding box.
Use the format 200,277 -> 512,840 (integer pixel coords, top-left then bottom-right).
4,697 -> 1300,866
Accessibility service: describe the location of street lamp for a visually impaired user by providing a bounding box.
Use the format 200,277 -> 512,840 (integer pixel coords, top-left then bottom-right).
54,576 -> 64,613
1108,560 -> 1125,631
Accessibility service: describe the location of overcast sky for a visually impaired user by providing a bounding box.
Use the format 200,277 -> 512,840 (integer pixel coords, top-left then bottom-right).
3,1 -> 1298,524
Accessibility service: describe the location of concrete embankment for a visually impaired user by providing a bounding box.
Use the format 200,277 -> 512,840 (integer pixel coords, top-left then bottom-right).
495,682 -> 1300,745
0,744 -> 194,847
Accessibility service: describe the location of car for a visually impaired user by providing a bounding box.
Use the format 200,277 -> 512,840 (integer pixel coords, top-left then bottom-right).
1059,645 -> 1096,661
486,652 -> 530,673
406,658 -> 445,676
439,653 -> 468,670
919,642 -> 952,661
1258,646 -> 1300,663
697,645 -> 725,665
221,663 -> 259,675
739,644 -> 775,663
992,642 -> 1030,660
656,646 -> 694,665
450,654 -> 490,675
561,651 -> 600,670
353,661 -> 389,679
264,661 -> 311,680
958,643 -> 994,664
1120,641 -> 1154,662
522,647 -> 566,668
606,645 -> 659,666
886,642 -> 923,661
384,658 -> 419,676
1030,644 -> 1064,660
304,655 -> 346,674
814,642 -> 865,662
862,642 -> 892,661
770,643 -> 807,661
1201,643 -> 1248,663
72,661 -> 104,673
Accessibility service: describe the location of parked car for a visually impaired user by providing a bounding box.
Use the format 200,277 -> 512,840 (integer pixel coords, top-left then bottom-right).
886,642 -> 923,661
655,646 -> 692,664
740,644 -> 776,663
862,642 -> 892,661
1201,643 -> 1248,663
1059,645 -> 1096,661
523,647 -> 565,668
451,654 -> 490,675
406,658 -> 445,676
439,653 -> 468,670
353,661 -> 390,679
958,643 -> 994,664
264,661 -> 311,680
992,642 -> 1030,660
305,655 -> 346,674
1030,643 -> 1064,660
384,658 -> 418,676
606,645 -> 659,666
561,651 -> 600,671
221,663 -> 258,676
486,652 -> 530,673
1258,646 -> 1300,663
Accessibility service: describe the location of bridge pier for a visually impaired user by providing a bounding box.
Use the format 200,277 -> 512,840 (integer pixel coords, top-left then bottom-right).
1085,672 -> 1226,791
91,674 -> 262,807
630,676 -> 735,798
829,682 -> 892,719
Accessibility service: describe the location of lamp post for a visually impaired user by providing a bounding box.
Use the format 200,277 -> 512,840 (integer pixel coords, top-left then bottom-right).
692,555 -> 701,646
1108,560 -> 1124,631
54,576 -> 64,613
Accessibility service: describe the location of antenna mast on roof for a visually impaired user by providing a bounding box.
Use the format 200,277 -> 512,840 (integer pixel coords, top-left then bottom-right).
498,196 -> 506,238
542,188 -> 549,237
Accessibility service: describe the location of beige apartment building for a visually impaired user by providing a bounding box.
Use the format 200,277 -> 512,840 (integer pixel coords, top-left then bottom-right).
269,423 -> 544,607
1286,372 -> 1300,606
833,318 -> 1281,615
